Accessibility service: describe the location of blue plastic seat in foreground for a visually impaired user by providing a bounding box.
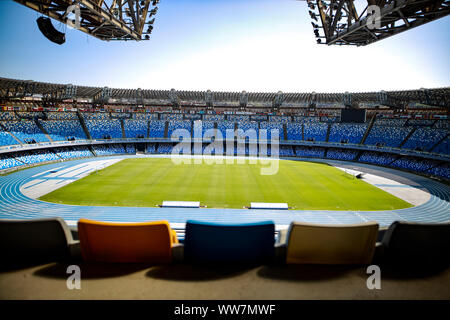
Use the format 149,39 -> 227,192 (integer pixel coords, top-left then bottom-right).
184,220 -> 275,264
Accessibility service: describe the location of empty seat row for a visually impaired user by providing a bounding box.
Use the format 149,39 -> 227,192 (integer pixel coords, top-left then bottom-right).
2,218 -> 448,268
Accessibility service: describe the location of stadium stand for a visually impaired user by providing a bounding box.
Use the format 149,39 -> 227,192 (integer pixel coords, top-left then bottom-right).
157,143 -> 173,154
279,145 -> 295,157
41,120 -> 87,141
0,131 -> 20,146
54,146 -> 92,159
0,153 -> 23,170
328,123 -> 367,144
365,123 -> 412,147
390,156 -> 440,173
149,120 -> 166,138
260,122 -> 283,140
146,143 -> 156,154
124,119 -> 148,138
93,144 -> 127,156
358,151 -> 397,166
86,119 -> 123,139
295,146 -> 325,158
286,122 -> 302,141
402,128 -> 448,152
217,121 -> 234,139
14,149 -> 59,165
167,120 -> 192,138
132,112 -> 158,120
1,120 -> 49,143
303,121 -> 328,142
46,112 -> 78,120
326,148 -> 359,161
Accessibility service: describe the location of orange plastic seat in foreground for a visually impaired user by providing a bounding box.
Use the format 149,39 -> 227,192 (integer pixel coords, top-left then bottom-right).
77,219 -> 178,263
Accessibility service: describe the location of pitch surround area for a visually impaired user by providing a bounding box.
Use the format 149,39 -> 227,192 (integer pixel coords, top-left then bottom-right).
0,155 -> 449,228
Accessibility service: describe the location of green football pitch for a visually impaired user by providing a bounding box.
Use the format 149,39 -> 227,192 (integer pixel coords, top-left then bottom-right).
39,158 -> 412,210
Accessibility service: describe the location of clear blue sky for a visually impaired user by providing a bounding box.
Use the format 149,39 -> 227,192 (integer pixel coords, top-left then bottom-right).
0,0 -> 449,92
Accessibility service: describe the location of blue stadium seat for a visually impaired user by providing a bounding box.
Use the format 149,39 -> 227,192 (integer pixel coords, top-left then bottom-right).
183,220 -> 275,264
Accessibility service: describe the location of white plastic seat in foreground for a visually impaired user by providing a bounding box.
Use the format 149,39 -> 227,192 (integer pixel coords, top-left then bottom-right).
285,221 -> 379,265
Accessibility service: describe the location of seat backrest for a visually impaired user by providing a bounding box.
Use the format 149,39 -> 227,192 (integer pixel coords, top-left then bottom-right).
286,221 -> 379,264
381,221 -> 450,266
184,220 -> 275,264
77,219 -> 177,263
0,218 -> 73,266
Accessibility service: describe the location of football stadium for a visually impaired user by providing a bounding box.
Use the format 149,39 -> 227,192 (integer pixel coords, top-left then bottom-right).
0,0 -> 449,308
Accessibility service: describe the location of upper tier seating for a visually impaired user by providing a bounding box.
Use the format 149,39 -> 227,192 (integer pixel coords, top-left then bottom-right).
260,122 -> 283,140
365,125 -> 412,148
237,121 -> 259,140
328,123 -> 367,144
86,119 -> 122,139
0,218 -> 76,267
402,128 -> 448,152
284,221 -> 379,264
124,119 -> 148,138
167,120 -> 192,138
132,112 -> 158,120
430,135 -> 449,155
303,122 -> 328,142
286,122 -> 302,141
204,114 -> 224,121
46,112 -> 78,120
77,219 -> 178,263
149,120 -> 166,138
193,120 -> 215,138
162,114 -> 183,121
183,220 -> 275,264
41,120 -> 87,141
81,112 -> 109,120
0,112 -> 17,121
0,131 -> 20,146
1,120 -> 49,143
217,121 -> 234,139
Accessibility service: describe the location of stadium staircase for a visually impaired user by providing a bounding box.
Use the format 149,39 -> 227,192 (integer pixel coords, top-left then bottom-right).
77,111 -> 92,140
283,123 -> 288,140
146,120 -> 150,138
354,150 -> 364,161
120,119 -> 126,138
0,122 -> 23,145
360,115 -> 376,144
399,127 -> 417,148
429,132 -> 449,153
88,145 -> 97,157
164,121 -> 169,138
325,124 -> 331,142
34,119 -> 53,143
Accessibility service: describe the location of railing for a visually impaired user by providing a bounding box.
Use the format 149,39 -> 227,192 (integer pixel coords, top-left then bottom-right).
0,137 -> 449,162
